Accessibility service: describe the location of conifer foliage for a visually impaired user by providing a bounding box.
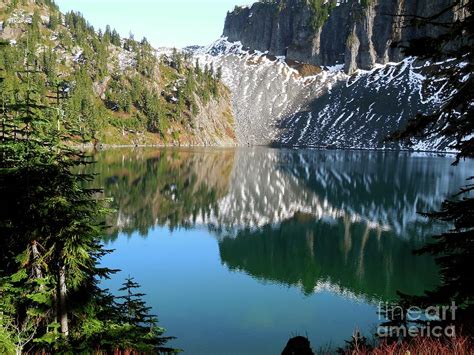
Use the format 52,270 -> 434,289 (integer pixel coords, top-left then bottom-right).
391,1 -> 473,163
388,0 -> 474,338
1,0 -> 226,146
0,37 -> 177,354
112,277 -> 176,353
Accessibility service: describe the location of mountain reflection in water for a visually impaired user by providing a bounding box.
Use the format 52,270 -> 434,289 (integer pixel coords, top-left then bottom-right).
91,147 -> 472,302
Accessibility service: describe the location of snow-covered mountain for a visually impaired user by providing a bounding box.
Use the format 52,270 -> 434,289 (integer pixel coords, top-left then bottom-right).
193,38 -> 462,150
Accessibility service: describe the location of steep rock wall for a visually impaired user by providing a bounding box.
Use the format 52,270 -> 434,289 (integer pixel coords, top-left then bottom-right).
223,0 -> 457,73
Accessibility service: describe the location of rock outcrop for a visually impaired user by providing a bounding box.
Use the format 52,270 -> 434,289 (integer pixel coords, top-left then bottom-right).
223,0 -> 458,73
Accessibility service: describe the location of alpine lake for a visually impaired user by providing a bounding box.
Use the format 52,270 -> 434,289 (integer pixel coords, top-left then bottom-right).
90,147 -> 474,355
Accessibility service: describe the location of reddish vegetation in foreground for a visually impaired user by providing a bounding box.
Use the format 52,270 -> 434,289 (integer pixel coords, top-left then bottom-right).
337,336 -> 473,355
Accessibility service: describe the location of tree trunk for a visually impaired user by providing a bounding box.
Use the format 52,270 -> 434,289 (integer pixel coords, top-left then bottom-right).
57,263 -> 69,337
31,240 -> 42,280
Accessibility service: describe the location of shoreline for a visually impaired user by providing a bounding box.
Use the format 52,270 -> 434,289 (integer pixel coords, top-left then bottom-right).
78,143 -> 458,157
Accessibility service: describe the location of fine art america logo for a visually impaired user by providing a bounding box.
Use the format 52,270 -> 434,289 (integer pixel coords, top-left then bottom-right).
377,302 -> 457,338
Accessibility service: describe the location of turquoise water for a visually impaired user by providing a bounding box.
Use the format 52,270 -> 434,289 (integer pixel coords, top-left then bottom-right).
94,147 -> 473,354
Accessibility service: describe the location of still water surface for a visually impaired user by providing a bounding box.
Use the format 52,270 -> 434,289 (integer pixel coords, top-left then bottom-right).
94,147 -> 473,354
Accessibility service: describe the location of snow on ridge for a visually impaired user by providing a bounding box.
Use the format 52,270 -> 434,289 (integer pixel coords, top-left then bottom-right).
324,64 -> 345,73
195,37 -> 459,153
193,37 -> 348,146
200,37 -> 347,82
197,37 -> 246,56
155,47 -> 176,57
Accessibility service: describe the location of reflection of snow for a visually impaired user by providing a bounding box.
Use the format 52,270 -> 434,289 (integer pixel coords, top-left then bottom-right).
182,149 -> 471,238
313,279 -> 377,305
108,148 -> 473,241
116,211 -> 132,228
324,64 -> 344,72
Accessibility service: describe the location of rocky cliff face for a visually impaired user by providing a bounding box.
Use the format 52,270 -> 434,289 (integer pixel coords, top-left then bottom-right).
190,0 -> 466,151
223,0 -> 458,73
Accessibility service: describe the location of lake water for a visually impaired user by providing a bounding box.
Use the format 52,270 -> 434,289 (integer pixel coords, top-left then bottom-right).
93,147 -> 473,354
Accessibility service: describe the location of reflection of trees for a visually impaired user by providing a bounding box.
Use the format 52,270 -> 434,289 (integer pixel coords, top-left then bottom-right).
90,149 -> 234,240
218,213 -> 439,301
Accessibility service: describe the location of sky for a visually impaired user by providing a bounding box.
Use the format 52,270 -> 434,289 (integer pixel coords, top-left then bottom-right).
55,0 -> 253,49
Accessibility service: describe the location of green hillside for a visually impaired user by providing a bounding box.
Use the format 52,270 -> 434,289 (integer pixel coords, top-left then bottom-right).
0,0 -> 235,146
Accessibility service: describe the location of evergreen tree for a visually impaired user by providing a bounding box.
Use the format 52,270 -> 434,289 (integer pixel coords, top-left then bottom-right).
110,277 -> 177,353
118,277 -> 154,325
41,45 -> 57,85
387,0 -> 474,338
110,29 -> 121,47
103,24 -> 112,44
64,68 -> 104,141
209,62 -> 215,77
195,58 -> 202,78
31,10 -> 41,35
144,90 -> 163,134
0,39 -> 177,354
171,48 -> 183,73
48,11 -> 59,31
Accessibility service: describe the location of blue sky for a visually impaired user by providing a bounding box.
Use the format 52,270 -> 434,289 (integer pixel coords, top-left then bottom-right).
55,0 -> 253,48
